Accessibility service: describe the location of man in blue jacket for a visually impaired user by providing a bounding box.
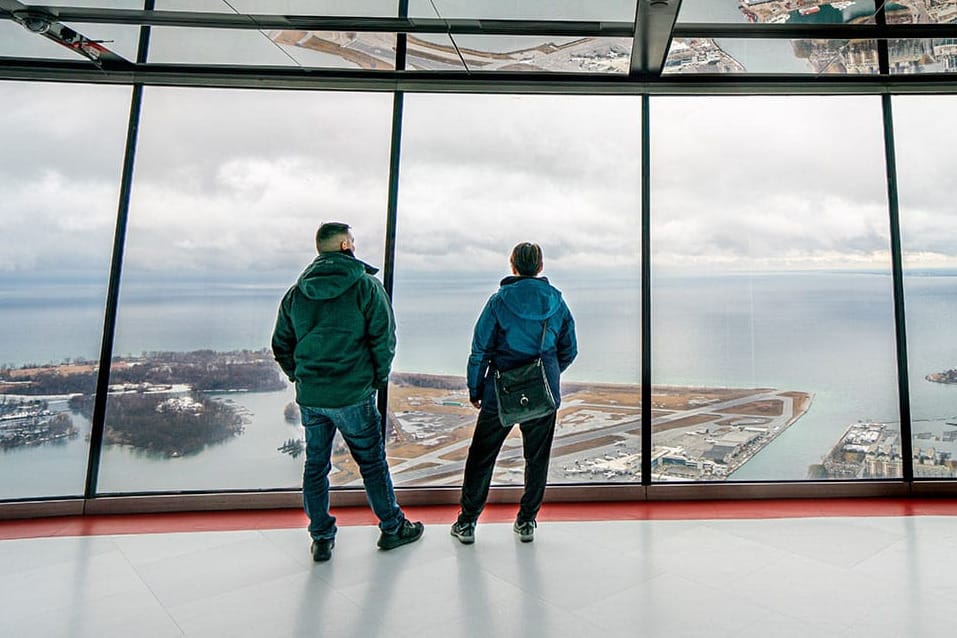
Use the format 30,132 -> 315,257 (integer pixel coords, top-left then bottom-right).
452,242 -> 577,544
272,222 -> 423,562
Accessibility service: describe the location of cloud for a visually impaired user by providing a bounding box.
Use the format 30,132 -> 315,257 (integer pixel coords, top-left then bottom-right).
3,87 -> 956,277
0,171 -> 118,273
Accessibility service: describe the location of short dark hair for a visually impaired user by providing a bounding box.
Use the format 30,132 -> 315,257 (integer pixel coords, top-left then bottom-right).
510,242 -> 543,276
316,222 -> 351,252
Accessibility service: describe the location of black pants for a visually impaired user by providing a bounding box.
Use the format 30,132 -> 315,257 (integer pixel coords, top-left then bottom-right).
459,408 -> 557,523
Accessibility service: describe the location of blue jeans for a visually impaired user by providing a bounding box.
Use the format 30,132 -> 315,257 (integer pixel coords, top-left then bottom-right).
300,395 -> 404,541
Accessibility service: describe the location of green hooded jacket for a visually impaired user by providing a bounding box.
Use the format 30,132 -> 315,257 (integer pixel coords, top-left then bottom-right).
271,251 -> 396,408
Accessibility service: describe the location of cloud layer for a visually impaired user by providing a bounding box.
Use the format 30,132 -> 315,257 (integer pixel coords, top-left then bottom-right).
2,83 -> 955,278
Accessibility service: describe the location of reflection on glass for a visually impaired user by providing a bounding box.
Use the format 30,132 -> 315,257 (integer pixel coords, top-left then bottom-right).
889,39 -> 957,73
409,35 -> 631,73
157,0 -> 399,15
97,87 -> 391,493
389,94 -> 641,487
665,38 -> 879,74
651,95 -> 900,482
0,0 -> 142,61
149,28 -> 398,68
0,81 -> 130,500
269,31 -> 397,69
886,1 -> 957,24
410,0 -> 636,21
0,20 -> 139,62
679,0 -> 877,24
895,96 -> 957,479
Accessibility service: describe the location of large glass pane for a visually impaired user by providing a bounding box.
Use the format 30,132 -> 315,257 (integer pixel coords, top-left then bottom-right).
0,81 -> 130,500
651,95 -> 899,482
896,95 -> 957,479
390,94 -> 641,487
97,87 -> 392,493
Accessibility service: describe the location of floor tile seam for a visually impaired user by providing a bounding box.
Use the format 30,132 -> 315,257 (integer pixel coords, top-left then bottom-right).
572,571 -> 746,634
120,548 -> 193,636
735,605 -> 850,636
674,571 -> 861,635
82,584 -> 189,637
717,555 -> 898,617
143,558 -> 313,618
163,563 -> 348,626
838,533 -> 914,572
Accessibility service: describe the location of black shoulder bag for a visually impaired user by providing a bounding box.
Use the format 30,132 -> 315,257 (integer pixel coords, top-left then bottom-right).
493,321 -> 557,428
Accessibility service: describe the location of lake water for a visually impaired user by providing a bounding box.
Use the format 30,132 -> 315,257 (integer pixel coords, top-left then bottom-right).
2,268 -> 956,498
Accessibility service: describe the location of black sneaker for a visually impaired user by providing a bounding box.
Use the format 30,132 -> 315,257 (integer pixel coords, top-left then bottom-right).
513,519 -> 536,543
377,519 -> 424,550
450,520 -> 476,544
311,538 -> 335,562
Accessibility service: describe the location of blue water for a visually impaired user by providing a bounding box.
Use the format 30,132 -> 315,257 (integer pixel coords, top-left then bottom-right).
2,268 -> 956,497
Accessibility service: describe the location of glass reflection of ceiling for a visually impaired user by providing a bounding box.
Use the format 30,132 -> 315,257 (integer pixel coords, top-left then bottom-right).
0,0 -> 142,61
665,37 -> 879,74
149,27 -> 397,68
407,34 -> 631,73
889,38 -> 957,72
678,0 -> 878,24
888,1 -> 957,23
156,0 -> 399,16
0,19 -> 80,59
3,0 -> 957,77
408,0 -> 637,21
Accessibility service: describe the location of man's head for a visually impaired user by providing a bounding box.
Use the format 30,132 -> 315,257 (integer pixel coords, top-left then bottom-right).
510,242 -> 543,277
316,222 -> 355,254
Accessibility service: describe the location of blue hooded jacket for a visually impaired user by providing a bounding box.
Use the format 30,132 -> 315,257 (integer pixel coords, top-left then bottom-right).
467,276 -> 577,411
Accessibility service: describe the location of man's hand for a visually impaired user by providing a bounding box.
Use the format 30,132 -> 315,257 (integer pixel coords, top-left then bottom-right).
471,399 -> 482,409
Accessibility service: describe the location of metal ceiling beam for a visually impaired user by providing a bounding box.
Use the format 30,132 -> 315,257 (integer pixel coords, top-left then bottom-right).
2,57 -> 956,95
3,7 -> 635,36
7,6 -> 956,39
675,22 -> 957,40
631,0 -> 682,78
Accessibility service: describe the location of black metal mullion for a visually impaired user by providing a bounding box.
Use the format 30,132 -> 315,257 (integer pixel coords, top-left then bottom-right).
641,94 -> 652,486
83,2 -> 153,500
377,0 -> 407,431
876,0 -> 890,76
881,94 -> 914,483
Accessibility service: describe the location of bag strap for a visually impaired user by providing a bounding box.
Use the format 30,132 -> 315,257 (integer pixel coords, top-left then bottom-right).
494,320 -> 549,378
537,320 -> 548,355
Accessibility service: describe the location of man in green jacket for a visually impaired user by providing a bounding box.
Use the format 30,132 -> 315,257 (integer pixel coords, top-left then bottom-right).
272,222 -> 423,562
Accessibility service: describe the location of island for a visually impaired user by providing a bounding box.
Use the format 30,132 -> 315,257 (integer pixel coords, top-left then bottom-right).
0,349 -> 285,456
0,397 -> 78,449
926,368 -> 957,385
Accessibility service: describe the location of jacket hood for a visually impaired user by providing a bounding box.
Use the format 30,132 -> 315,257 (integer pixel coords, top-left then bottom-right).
297,252 -> 379,300
497,276 -> 563,321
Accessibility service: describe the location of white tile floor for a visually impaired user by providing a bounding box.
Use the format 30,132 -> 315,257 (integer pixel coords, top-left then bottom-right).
2,515 -> 955,637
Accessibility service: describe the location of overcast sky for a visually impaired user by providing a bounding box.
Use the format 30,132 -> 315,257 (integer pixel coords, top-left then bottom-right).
1,79 -> 955,278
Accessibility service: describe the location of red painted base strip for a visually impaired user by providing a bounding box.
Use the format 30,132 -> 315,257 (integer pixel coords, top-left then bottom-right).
2,498 -> 956,541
